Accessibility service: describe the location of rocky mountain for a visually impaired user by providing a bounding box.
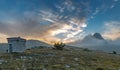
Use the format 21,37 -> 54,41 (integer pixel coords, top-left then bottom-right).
70,33 -> 106,47
93,33 -> 104,40
69,33 -> 120,53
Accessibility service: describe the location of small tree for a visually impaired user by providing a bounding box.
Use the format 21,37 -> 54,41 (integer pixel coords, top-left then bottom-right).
53,42 -> 65,50
113,51 -> 117,54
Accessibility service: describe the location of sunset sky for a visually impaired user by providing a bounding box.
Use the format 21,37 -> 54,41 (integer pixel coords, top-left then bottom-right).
0,0 -> 120,44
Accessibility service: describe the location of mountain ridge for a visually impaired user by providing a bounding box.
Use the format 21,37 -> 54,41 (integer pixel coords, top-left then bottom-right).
68,33 -> 120,53
26,40 -> 51,49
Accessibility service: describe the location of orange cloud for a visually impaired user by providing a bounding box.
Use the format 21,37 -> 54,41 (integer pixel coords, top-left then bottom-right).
103,21 -> 120,40
0,33 -> 9,43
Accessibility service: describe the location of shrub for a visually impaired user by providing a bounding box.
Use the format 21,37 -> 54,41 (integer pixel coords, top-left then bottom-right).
113,51 -> 117,54
83,48 -> 91,52
53,42 -> 65,50
96,67 -> 104,70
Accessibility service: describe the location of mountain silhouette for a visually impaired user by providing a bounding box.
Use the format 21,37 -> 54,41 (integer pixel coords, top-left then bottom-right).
93,33 -> 104,40
26,40 -> 51,49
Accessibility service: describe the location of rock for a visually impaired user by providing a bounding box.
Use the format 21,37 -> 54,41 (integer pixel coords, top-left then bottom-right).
93,33 -> 104,40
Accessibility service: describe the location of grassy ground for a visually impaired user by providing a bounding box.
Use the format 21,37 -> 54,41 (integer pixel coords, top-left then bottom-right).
0,47 -> 120,70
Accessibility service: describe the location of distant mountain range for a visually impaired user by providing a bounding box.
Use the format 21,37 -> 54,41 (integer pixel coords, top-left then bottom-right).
69,33 -> 120,53
26,40 -> 51,49
0,33 -> 120,53
0,40 -> 51,52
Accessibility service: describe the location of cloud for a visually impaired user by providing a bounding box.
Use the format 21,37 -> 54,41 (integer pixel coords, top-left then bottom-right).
38,10 -> 87,43
110,5 -> 115,8
93,8 -> 100,15
113,0 -> 118,2
55,0 -> 76,13
89,0 -> 118,20
0,0 -> 90,44
69,33 -> 120,53
103,21 -> 120,40
0,33 -> 8,43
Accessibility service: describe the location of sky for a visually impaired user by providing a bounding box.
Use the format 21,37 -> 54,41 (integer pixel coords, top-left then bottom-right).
0,0 -> 120,44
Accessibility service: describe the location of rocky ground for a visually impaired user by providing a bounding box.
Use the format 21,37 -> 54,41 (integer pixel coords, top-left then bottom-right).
0,47 -> 120,70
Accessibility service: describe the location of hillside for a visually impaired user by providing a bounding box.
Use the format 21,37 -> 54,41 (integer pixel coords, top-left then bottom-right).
69,33 -> 120,54
0,47 -> 120,70
26,40 -> 51,49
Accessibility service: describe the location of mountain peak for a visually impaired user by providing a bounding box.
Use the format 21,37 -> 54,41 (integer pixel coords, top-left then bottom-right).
93,33 -> 104,40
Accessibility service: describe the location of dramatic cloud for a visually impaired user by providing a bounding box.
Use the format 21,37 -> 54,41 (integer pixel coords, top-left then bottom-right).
0,0 -> 90,44
103,21 -> 120,40
89,0 -> 119,20
0,33 -> 8,43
